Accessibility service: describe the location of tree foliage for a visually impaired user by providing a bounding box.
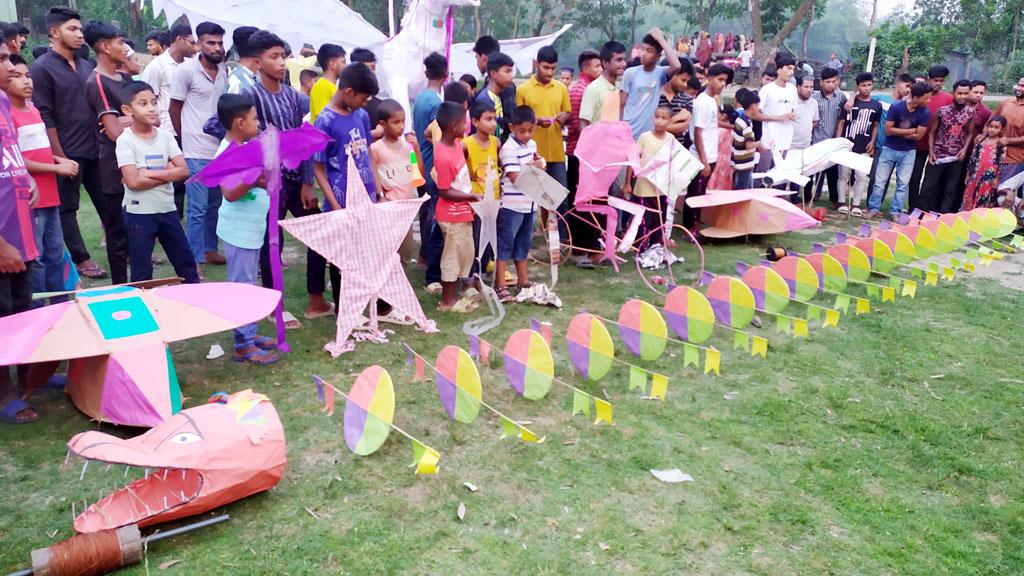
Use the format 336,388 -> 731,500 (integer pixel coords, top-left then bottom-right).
849,21 -> 949,86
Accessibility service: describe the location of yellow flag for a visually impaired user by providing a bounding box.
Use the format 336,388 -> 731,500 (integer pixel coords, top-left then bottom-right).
823,309 -> 840,328
963,262 -> 975,273
500,415 -> 517,438
519,426 -> 545,444
412,440 -> 440,475
941,266 -> 956,281
855,298 -> 870,315
992,250 -> 1005,260
704,348 -> 721,376
649,374 -> 668,401
751,336 -> 768,359
901,279 -> 917,298
733,331 -> 749,350
628,365 -> 646,391
793,318 -> 809,338
925,270 -> 938,286
881,286 -> 895,303
594,398 -> 614,425
572,389 -> 591,416
979,254 -> 993,266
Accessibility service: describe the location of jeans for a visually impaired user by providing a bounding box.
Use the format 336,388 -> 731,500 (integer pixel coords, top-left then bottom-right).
918,160 -> 964,213
732,170 -> 753,191
31,207 -> 67,302
57,156 -> 106,265
185,158 -> 222,263
868,147 -> 915,214
259,178 -> 327,295
124,210 -> 200,283
546,160 -> 569,242
422,187 -> 445,286
224,241 -> 260,350
496,208 -> 534,261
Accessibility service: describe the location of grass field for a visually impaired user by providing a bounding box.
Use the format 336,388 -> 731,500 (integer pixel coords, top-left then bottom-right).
1,197 -> 1023,575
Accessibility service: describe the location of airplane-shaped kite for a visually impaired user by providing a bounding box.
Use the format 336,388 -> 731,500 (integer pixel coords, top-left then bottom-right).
757,138 -> 873,188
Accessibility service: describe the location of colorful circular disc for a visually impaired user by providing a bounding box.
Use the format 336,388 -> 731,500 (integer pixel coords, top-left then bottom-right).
803,252 -> 848,292
706,276 -> 756,329
617,299 -> 668,361
876,230 -> 917,265
922,220 -> 957,253
503,329 -> 554,400
989,208 -> 1018,238
434,346 -> 482,423
344,365 -> 395,456
566,313 -> 615,381
855,237 -> 895,274
967,210 -> 991,239
663,285 -> 715,344
771,256 -> 820,301
741,266 -> 791,314
898,224 -> 936,259
938,213 -> 970,247
827,243 -> 872,283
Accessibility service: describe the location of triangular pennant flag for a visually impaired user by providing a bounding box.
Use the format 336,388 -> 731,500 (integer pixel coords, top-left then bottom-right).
479,339 -> 491,367
703,348 -> 721,376
572,389 -> 591,416
649,374 -> 668,400
468,334 -> 480,358
416,444 -> 440,475
405,345 -> 414,367
733,331 -> 750,350
519,427 -> 544,444
529,317 -> 541,332
683,343 -> 699,368
979,254 -> 994,266
963,262 -> 975,273
322,383 -> 335,417
699,271 -> 714,286
805,304 -> 822,321
866,284 -> 880,299
881,286 -> 895,303
950,257 -> 962,269
910,268 -> 924,279
315,376 -> 325,402
855,297 -> 870,315
835,232 -> 848,244
966,248 -> 979,260
628,365 -> 647,391
834,294 -> 851,313
901,279 -> 917,298
928,262 -> 940,273
594,398 -> 614,425
859,223 -> 871,237
736,261 -> 749,275
823,309 -> 840,328
413,355 -> 426,382
1012,234 -> 1024,247
991,250 -> 1005,260
812,243 -> 825,253
941,266 -> 956,281
793,318 -> 809,338
539,323 -> 553,346
501,415 -> 517,438
888,276 -> 901,290
751,336 -> 768,359
775,315 -> 791,335
925,270 -> 938,286
411,438 -> 426,463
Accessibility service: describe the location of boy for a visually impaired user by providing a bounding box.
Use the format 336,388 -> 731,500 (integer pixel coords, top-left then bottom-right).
837,72 -> 881,216
866,82 -> 933,219
309,43 -> 345,124
686,63 -> 730,233
215,93 -> 277,365
580,41 -> 627,129
82,20 -> 133,286
475,51 -> 516,142
496,106 -> 544,302
7,55 -> 78,301
370,99 -> 424,263
731,88 -> 760,190
116,81 -> 199,284
464,100 -> 500,277
753,56 -> 798,172
623,104 -> 673,250
620,27 -> 681,139
413,52 -> 448,292
299,69 -> 319,96
433,102 -> 479,311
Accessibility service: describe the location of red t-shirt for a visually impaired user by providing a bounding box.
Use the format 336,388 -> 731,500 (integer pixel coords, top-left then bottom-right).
12,104 -> 59,209
433,141 -> 474,223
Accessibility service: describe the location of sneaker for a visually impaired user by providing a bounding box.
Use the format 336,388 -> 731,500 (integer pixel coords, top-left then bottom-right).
837,205 -> 850,214
851,207 -> 863,217
425,282 -> 442,294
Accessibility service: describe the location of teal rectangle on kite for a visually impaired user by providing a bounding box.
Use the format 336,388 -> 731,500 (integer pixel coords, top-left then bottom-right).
87,296 -> 160,340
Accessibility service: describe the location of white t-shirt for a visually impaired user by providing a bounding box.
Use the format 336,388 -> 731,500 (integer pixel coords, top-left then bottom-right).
738,50 -> 752,67
500,136 -> 538,213
689,92 -> 720,164
116,128 -> 182,214
791,97 -> 819,150
758,81 -> 798,151
140,51 -> 180,135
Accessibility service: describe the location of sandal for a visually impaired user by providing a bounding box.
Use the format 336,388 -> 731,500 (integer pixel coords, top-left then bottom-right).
451,297 -> 479,313
282,311 -> 302,330
234,348 -> 279,366
378,309 -> 414,325
496,288 -> 515,303
76,261 -> 107,279
304,303 -> 336,320
253,336 -> 277,350
0,398 -> 39,424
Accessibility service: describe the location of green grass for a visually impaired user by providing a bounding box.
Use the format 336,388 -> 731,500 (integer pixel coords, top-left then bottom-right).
2,198 -> 1023,575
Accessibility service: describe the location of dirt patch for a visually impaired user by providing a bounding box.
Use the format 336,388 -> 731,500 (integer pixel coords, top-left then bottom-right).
962,256 -> 1024,292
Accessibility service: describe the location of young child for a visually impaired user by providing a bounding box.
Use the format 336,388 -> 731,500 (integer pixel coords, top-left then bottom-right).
115,81 -> 199,284
496,106 -> 545,302
370,99 -> 424,261
464,100 -> 501,277
731,88 -> 759,190
433,102 -> 480,312
215,93 -> 277,365
475,51 -> 516,142
962,115 -> 1006,210
624,105 -> 673,250
7,55 -> 78,302
299,69 -> 319,97
426,81 -> 472,145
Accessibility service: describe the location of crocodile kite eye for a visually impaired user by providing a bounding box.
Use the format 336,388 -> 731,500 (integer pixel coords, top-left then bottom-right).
169,432 -> 201,444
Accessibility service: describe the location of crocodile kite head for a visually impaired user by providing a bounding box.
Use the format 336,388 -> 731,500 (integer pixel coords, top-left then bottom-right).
67,390 -> 286,533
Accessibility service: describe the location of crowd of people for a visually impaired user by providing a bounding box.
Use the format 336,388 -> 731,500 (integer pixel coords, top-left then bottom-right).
0,7 -> 1021,422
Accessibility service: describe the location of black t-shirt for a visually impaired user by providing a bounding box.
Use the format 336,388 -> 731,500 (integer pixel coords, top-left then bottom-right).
843,98 -> 883,153
85,70 -> 133,194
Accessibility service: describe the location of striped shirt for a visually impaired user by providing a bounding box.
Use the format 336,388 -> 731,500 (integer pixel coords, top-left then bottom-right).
812,90 -> 847,144
243,80 -> 313,183
500,136 -> 537,213
731,115 -> 757,171
567,75 -> 592,155
659,91 -> 694,149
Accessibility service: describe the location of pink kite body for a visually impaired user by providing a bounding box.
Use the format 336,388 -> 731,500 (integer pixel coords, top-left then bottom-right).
686,188 -> 820,238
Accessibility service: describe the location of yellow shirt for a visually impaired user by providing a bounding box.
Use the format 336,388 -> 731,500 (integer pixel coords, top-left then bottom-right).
515,76 -> 571,163
634,131 -> 670,197
464,134 -> 501,198
309,77 -> 337,124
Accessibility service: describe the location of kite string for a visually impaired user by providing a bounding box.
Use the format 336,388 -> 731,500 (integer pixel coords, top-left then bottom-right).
592,314 -> 715,355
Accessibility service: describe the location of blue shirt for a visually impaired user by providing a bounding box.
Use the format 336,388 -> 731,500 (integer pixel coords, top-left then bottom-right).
312,107 -> 376,210
883,100 -> 930,152
873,94 -> 896,150
215,139 -> 270,249
413,89 -> 441,187
621,65 -> 668,139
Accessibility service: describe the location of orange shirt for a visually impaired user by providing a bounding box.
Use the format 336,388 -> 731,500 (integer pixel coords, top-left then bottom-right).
997,98 -> 1024,163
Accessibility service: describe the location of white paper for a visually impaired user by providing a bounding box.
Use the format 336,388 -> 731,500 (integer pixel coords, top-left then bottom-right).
206,344 -> 224,360
650,468 -> 694,483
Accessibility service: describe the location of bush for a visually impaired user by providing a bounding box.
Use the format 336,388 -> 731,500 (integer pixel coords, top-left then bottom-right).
850,22 -> 948,87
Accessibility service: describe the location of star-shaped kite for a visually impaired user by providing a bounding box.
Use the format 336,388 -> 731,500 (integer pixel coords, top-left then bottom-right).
470,158 -> 500,265
280,155 -> 436,357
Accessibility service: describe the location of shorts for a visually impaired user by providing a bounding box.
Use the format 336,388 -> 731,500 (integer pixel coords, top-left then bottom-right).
496,208 -> 534,261
438,221 -> 474,283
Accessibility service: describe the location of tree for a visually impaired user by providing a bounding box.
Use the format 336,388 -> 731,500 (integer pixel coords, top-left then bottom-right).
751,0 -> 816,74
849,21 -> 948,86
666,0 -> 745,34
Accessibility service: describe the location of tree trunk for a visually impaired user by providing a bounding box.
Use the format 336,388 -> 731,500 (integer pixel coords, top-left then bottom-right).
512,0 -> 521,39
752,0 -> 815,74
898,46 -> 910,75
630,0 -> 640,46
474,5 -> 481,39
801,3 -> 814,59
868,0 -> 878,32
751,0 -> 766,75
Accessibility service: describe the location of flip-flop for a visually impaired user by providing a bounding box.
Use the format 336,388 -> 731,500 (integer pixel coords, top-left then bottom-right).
0,398 -> 39,424
304,302 -> 336,320
378,309 -> 414,325
283,311 -> 302,330
451,297 -> 479,313
76,262 -> 107,279
253,336 -> 276,350
233,349 -> 279,366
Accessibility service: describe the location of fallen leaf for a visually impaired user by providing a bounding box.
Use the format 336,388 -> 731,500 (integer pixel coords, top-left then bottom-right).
650,469 -> 694,483
159,559 -> 182,570
563,439 -> 577,446
457,502 -> 466,521
723,392 -> 738,400
598,542 -> 611,550
463,482 -> 478,492
930,374 -> 945,379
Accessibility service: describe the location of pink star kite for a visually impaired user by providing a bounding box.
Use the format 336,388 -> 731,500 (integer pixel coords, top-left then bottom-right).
280,155 -> 436,356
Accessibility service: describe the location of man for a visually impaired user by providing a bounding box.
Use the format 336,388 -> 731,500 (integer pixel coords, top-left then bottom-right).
473,35 -> 515,120
918,79 -> 974,213
350,48 -> 382,127
995,77 -> 1024,188
144,30 -> 166,56
170,21 -> 227,269
225,26 -> 259,95
566,49 -> 601,268
836,72 -> 882,216
792,74 -> 819,202
865,73 -> 912,201
620,27 -> 681,139
909,65 -> 951,210
866,82 -> 932,219
29,6 -> 108,279
812,67 -> 847,207
968,80 -> 991,135
3,23 -> 26,55
579,41 -> 627,130
826,52 -> 842,73
686,63 -> 730,233
751,57 -> 797,177
737,42 -> 753,86
559,67 -> 574,86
